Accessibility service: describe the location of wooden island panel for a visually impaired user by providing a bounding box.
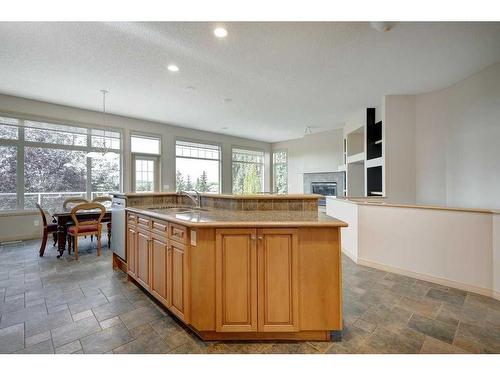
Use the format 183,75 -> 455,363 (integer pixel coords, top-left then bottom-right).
215,229 -> 258,332
257,228 -> 299,332
298,227 -> 342,331
125,211 -> 344,341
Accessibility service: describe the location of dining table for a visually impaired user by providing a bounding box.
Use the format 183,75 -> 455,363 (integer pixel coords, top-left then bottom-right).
47,208 -> 112,258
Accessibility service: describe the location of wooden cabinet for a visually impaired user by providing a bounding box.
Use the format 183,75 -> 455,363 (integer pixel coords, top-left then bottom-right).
136,228 -> 151,290
150,232 -> 171,308
257,228 -> 299,332
170,240 -> 189,322
126,225 -> 137,279
215,229 -> 258,332
126,214 -> 189,323
125,210 -> 341,341
215,228 -> 298,333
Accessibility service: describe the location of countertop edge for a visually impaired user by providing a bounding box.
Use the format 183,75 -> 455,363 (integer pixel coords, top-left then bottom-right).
125,207 -> 348,228
327,196 -> 497,214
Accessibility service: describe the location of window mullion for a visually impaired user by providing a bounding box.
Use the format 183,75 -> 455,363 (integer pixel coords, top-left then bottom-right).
16,124 -> 25,210
86,131 -> 92,200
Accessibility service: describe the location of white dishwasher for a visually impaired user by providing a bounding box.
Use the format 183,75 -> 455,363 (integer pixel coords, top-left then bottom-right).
110,197 -> 126,260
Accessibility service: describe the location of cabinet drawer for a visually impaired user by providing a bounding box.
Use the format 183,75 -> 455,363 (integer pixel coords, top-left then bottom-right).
169,223 -> 188,243
127,213 -> 137,226
137,216 -> 150,228
151,218 -> 168,236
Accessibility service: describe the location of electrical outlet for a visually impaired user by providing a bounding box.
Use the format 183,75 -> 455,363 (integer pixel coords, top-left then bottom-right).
34,219 -> 40,226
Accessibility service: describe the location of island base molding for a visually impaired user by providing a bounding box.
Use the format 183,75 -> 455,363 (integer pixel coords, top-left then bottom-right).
193,329 -> 337,342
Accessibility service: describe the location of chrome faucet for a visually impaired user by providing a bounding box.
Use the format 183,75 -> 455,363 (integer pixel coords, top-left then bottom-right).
178,190 -> 201,208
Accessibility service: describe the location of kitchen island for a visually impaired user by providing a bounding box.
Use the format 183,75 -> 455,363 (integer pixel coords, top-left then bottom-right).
118,193 -> 347,341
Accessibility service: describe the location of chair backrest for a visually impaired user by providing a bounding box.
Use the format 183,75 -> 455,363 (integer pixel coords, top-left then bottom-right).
70,202 -> 106,231
63,197 -> 89,211
92,195 -> 112,208
35,203 -> 49,228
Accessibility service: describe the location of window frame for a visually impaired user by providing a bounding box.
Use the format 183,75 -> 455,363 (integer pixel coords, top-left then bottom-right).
130,132 -> 162,193
174,137 -> 222,193
0,112 -> 123,212
231,145 -> 266,194
131,154 -> 160,193
272,149 -> 288,194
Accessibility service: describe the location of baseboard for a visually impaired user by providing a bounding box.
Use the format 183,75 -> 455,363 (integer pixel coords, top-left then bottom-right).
0,234 -> 41,243
357,257 -> 498,300
341,247 -> 358,263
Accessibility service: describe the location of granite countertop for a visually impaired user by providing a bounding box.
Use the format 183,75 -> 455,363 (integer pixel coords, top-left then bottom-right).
126,206 -> 348,228
112,192 -> 321,200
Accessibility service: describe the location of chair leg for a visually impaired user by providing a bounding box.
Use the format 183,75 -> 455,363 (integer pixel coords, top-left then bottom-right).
39,229 -> 48,257
97,232 -> 102,256
67,235 -> 72,254
74,236 -> 79,261
52,232 -> 58,246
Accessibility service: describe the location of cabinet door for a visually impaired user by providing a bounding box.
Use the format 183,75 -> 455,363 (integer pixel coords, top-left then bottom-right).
215,228 -> 257,332
136,228 -> 151,290
170,240 -> 189,323
257,228 -> 299,332
150,233 -> 171,308
126,225 -> 137,278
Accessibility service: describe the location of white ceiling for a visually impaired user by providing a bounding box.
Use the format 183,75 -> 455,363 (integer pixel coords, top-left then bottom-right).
0,22 -> 499,142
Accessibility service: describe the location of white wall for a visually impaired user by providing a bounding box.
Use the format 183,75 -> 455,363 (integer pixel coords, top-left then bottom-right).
0,93 -> 271,241
271,129 -> 343,193
384,95 -> 417,203
415,61 -> 500,209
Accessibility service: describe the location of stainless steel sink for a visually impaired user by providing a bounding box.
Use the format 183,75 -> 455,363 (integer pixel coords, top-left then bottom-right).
148,206 -> 210,214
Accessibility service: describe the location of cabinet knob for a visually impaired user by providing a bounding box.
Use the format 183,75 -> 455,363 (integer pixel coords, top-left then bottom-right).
258,236 -> 263,240
251,235 -> 256,240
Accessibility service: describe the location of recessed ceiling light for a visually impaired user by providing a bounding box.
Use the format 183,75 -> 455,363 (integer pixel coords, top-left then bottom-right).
214,27 -> 228,38
167,64 -> 179,72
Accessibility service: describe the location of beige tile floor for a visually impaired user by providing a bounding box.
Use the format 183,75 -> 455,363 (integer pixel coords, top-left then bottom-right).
1,238 -> 499,354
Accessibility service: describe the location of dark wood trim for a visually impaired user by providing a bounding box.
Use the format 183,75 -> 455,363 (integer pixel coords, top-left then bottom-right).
193,329 -> 331,341
113,253 -> 127,272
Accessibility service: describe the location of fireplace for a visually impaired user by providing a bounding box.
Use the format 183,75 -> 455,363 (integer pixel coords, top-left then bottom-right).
311,182 -> 337,206
303,172 -> 344,208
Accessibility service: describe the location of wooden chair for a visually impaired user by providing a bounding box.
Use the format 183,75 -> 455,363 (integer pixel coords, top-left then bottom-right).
91,195 -> 112,244
63,197 -> 89,211
36,203 -> 58,257
66,202 -> 105,260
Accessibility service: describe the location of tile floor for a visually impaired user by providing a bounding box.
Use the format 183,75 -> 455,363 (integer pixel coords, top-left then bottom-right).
1,238 -> 499,354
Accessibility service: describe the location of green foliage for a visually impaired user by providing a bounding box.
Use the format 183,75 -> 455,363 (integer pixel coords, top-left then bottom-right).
232,162 -> 263,194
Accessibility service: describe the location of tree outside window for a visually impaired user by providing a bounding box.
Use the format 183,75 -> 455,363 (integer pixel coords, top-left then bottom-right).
273,150 -> 288,194
232,148 -> 264,194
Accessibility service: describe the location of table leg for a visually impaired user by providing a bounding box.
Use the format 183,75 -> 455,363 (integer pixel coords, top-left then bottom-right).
57,224 -> 67,258
107,222 -> 112,249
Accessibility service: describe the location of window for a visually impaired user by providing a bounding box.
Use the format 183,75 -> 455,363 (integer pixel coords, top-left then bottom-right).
176,140 -> 221,193
0,115 -> 122,211
134,158 -> 156,192
131,134 -> 161,192
273,150 -> 288,194
232,148 -> 264,194
131,134 -> 161,155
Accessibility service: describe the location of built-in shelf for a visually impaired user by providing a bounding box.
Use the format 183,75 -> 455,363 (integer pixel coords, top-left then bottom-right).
374,140 -> 382,145
365,156 -> 383,168
337,164 -> 346,172
347,152 -> 365,164
370,191 -> 383,196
